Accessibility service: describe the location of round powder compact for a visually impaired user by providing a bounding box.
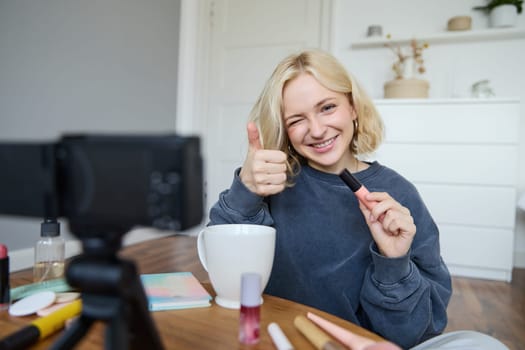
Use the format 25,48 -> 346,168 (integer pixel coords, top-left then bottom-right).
9,291 -> 56,317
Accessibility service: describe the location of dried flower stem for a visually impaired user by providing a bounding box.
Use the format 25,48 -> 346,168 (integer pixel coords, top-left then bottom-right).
384,38 -> 428,79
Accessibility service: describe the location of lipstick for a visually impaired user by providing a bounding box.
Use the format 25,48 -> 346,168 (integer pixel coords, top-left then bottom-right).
339,169 -> 383,221
0,243 -> 9,311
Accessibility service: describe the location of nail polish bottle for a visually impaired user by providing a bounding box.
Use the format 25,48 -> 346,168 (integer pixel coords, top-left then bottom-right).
238,273 -> 261,345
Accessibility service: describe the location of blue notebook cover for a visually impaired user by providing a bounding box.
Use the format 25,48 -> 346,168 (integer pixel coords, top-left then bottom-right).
140,272 -> 211,311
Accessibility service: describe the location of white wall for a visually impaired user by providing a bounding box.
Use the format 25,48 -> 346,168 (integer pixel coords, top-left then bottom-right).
332,0 -> 525,267
2,0 -> 525,271
0,0 -> 181,264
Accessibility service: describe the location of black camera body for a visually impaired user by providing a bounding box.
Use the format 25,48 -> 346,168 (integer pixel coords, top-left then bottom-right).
0,134 -> 204,239
1,133 -> 204,349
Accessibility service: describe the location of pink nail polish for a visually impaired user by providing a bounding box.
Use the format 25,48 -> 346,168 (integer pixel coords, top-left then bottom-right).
239,273 -> 261,345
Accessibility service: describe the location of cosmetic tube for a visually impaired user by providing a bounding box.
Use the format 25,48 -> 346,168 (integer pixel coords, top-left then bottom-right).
268,322 -> 294,350
339,169 -> 384,222
238,273 -> 261,345
339,169 -> 376,210
307,312 -> 376,349
0,299 -> 81,350
294,315 -> 345,350
0,244 -> 9,311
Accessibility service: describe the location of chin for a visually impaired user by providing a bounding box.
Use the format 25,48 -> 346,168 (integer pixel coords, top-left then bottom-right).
309,155 -> 343,169
308,161 -> 340,173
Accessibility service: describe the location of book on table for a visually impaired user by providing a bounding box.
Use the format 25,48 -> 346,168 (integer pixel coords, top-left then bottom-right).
140,272 -> 212,311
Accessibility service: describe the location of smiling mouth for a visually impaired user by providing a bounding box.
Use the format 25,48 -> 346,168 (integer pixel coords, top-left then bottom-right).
312,136 -> 337,148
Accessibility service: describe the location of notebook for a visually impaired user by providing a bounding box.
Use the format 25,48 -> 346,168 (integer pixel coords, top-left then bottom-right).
140,272 -> 211,311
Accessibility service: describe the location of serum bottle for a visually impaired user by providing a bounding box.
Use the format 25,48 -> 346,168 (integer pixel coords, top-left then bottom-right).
34,218 -> 65,283
238,273 -> 261,345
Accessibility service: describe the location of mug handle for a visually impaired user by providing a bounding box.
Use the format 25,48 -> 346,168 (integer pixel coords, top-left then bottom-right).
197,229 -> 208,271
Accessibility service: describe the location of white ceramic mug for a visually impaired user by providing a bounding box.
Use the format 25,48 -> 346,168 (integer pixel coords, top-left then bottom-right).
197,224 -> 276,309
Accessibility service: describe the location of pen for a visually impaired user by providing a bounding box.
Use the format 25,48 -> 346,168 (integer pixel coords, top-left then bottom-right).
268,322 -> 294,350
0,299 -> 81,350
294,315 -> 345,350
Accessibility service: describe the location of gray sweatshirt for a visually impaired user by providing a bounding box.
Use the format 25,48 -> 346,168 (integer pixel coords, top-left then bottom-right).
208,161 -> 452,348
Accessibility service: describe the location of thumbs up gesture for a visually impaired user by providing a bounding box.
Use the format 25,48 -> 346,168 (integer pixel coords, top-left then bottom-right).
240,122 -> 288,196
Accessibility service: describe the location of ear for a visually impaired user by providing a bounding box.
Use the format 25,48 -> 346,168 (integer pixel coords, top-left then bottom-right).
346,92 -> 358,120
349,103 -> 358,121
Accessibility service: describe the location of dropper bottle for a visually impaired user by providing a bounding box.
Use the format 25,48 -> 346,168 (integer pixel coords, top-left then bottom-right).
33,218 -> 65,283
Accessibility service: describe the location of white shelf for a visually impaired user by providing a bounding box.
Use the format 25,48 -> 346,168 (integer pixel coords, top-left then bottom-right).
351,27 -> 525,49
373,97 -> 520,105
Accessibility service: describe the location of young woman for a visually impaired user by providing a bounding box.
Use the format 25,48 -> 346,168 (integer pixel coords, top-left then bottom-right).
207,49 -> 450,348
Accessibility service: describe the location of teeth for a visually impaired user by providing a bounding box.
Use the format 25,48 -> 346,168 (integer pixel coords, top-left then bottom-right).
313,137 -> 335,148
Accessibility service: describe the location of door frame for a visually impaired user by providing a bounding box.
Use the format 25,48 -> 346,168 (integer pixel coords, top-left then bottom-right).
176,0 -> 335,228
176,0 -> 334,136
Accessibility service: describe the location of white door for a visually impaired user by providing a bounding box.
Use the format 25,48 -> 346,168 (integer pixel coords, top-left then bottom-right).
204,0 -> 330,211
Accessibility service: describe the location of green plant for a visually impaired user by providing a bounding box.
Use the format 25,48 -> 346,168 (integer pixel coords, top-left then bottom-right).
473,0 -> 523,14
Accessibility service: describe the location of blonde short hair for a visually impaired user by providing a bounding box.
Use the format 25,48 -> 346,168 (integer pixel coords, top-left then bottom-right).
249,49 -> 384,179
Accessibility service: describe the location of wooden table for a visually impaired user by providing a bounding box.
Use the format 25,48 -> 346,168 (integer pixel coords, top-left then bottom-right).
1,235 -> 383,349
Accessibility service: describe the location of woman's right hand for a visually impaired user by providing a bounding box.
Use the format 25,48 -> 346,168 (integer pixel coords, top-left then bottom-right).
239,122 -> 288,197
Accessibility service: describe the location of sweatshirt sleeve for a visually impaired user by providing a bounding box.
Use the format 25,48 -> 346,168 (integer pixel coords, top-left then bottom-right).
358,187 -> 452,349
208,168 -> 274,226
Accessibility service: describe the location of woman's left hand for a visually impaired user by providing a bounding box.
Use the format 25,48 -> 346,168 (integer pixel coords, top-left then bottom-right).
358,192 -> 416,258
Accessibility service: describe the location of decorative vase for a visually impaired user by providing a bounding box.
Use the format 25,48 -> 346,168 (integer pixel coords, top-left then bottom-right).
384,78 -> 429,99
490,5 -> 518,28
447,16 -> 472,31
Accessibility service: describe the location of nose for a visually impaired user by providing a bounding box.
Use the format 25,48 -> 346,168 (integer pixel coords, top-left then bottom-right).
308,117 -> 326,138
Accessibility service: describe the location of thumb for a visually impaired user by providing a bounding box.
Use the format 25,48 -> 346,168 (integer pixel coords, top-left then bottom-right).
247,122 -> 262,150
